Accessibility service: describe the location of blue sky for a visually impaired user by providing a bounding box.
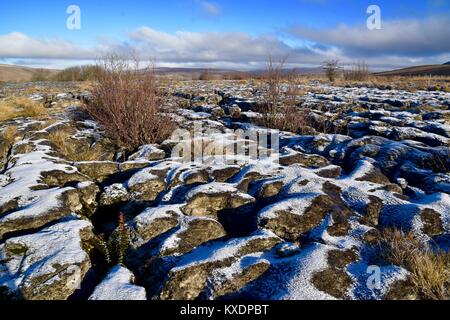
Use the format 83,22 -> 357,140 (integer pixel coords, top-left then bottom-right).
0,0 -> 449,70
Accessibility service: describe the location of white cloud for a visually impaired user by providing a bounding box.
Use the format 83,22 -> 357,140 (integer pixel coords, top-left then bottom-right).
128,27 -> 304,63
0,32 -> 94,59
0,16 -> 449,71
290,15 -> 450,57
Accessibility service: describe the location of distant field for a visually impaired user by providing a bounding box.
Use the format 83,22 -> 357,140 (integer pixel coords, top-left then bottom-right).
376,64 -> 450,77
0,64 -> 59,82
2,62 -> 450,83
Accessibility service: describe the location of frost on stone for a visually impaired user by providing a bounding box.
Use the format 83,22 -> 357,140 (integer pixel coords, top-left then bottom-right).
0,218 -> 94,300
89,265 -> 147,301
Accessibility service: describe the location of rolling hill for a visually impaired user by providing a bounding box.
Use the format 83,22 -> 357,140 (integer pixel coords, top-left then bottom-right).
376,63 -> 450,76
0,64 -> 59,82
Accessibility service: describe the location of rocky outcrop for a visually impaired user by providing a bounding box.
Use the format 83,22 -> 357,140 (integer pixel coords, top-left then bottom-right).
159,230 -> 281,300
0,219 -> 94,300
133,205 -> 181,243
258,194 -> 333,242
182,183 -> 255,218
99,183 -> 130,207
127,168 -> 166,202
75,161 -> 119,183
160,217 -> 226,256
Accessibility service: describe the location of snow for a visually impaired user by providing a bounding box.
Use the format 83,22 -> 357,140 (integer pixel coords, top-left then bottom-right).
127,168 -> 160,188
276,243 -> 336,300
0,139 -> 85,235
257,194 -> 318,220
348,262 -> 408,300
128,144 -> 165,161
1,82 -> 450,300
186,182 -> 244,199
102,183 -> 128,199
89,265 -> 147,300
77,181 -> 95,189
134,204 -> 182,230
0,218 -> 92,292
172,229 -> 280,272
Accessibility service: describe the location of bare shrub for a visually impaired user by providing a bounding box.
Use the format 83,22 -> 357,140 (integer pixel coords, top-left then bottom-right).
84,55 -> 177,150
258,56 -> 289,129
323,60 -> 340,82
256,57 -> 316,134
379,228 -> 450,300
223,72 -> 252,81
198,70 -> 215,81
55,65 -> 103,82
344,62 -> 370,81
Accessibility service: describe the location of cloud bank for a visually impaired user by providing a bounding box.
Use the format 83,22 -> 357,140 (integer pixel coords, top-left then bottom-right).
1,14 -> 449,70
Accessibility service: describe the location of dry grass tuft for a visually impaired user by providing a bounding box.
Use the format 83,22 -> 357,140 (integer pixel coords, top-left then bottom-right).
380,228 -> 450,300
0,125 -> 18,144
0,100 -> 19,122
48,130 -> 75,158
0,97 -> 47,121
48,129 -> 102,161
409,252 -> 450,300
0,126 -> 18,155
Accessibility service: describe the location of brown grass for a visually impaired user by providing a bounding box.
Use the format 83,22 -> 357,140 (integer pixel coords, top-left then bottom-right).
48,129 -> 102,161
0,126 -> 18,158
0,64 -> 58,82
0,101 -> 17,122
332,75 -> 450,92
380,228 -> 450,300
31,68 -> 53,82
0,97 -> 47,121
0,126 -> 18,144
84,55 -> 177,150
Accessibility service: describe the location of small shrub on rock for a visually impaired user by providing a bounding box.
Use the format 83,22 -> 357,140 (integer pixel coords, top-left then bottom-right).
84,55 -> 177,150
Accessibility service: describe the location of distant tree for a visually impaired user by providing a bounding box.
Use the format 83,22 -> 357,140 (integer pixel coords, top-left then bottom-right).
54,65 -> 103,81
198,69 -> 214,81
344,61 -> 370,81
31,68 -> 51,82
322,60 -> 340,82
